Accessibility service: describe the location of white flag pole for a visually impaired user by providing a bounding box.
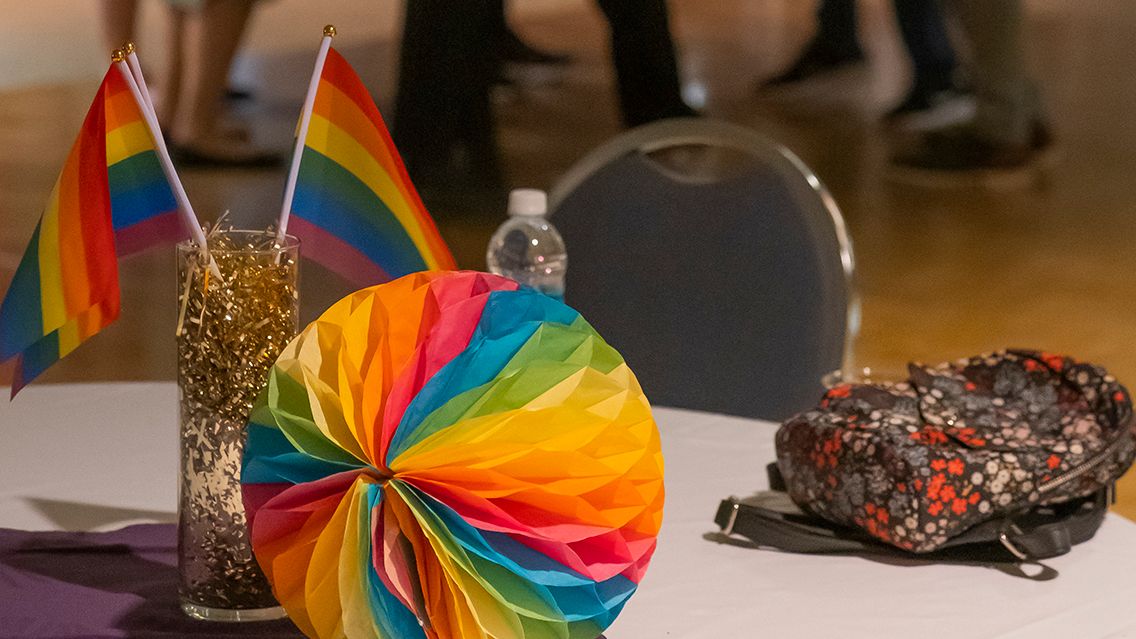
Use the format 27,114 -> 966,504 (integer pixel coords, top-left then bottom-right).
122,42 -> 156,116
276,25 -> 336,245
111,49 -> 219,277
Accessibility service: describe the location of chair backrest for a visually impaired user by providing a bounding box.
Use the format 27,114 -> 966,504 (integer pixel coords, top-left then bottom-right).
549,118 -> 857,421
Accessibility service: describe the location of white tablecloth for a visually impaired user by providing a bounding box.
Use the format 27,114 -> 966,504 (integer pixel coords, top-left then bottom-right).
3,383 -> 1136,638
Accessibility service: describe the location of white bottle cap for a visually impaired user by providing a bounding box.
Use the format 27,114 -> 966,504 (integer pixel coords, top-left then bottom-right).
507,188 -> 547,217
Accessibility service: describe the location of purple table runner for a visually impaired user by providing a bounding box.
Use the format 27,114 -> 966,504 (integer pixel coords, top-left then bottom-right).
0,524 -> 304,638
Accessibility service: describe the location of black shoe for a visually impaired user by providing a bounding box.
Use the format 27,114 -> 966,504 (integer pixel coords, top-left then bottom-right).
223,85 -> 255,102
888,123 -> 1051,187
623,102 -> 700,128
762,40 -> 865,87
1030,120 -> 1055,152
892,125 -> 1033,170
1029,120 -> 1059,168
885,89 -> 934,120
491,69 -> 517,88
884,88 -> 976,131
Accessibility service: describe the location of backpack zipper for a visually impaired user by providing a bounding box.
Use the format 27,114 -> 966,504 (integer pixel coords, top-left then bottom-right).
1039,432 -> 1131,495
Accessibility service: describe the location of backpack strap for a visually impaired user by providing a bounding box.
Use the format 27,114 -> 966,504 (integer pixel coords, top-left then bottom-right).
714,465 -> 1111,561
714,495 -> 878,554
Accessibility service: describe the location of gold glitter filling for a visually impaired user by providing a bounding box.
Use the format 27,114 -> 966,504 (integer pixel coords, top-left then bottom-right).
175,227 -> 298,611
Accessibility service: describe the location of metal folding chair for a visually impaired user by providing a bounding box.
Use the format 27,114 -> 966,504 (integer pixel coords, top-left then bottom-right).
550,118 -> 857,420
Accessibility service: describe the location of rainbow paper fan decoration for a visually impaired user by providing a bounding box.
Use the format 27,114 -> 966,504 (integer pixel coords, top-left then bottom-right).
241,271 -> 664,639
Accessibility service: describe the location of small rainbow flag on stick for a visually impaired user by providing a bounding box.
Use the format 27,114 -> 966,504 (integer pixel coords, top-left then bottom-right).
277,26 -> 456,286
0,50 -> 202,395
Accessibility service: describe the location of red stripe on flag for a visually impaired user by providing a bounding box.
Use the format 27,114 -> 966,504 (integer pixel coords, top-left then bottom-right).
115,211 -> 183,257
75,77 -> 118,308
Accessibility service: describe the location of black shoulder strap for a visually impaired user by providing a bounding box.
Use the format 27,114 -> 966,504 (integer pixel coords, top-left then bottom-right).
714,465 -> 1111,561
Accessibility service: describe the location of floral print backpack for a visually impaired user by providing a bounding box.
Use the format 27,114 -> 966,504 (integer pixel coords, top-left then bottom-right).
715,351 -> 1135,562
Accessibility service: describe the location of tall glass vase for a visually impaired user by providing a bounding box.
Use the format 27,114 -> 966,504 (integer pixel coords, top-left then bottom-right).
175,230 -> 299,621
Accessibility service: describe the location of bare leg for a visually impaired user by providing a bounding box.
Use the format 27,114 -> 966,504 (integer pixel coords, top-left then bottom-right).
178,0 -> 251,141
762,0 -> 863,87
491,0 -> 572,66
160,6 -> 187,132
100,0 -> 137,52
172,0 -> 276,165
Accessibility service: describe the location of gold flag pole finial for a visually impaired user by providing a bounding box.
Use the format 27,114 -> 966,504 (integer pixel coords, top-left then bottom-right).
123,41 -> 136,55
323,24 -> 337,37
111,48 -> 125,63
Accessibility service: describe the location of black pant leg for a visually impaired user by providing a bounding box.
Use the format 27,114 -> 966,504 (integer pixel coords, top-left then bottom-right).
894,0 -> 957,93
814,0 -> 862,56
594,0 -> 689,127
489,0 -> 511,44
394,0 -> 500,183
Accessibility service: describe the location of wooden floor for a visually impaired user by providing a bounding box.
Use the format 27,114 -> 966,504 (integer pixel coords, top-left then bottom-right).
3,1 -> 1136,516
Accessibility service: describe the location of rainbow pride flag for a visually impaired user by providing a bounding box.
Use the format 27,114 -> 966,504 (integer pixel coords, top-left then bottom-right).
0,66 -> 181,394
286,47 -> 455,285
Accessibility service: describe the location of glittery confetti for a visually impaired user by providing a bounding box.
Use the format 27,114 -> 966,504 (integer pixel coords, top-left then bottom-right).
176,228 -> 299,611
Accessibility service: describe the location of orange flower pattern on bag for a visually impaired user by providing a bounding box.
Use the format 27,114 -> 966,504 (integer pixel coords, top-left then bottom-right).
776,351 -> 1134,553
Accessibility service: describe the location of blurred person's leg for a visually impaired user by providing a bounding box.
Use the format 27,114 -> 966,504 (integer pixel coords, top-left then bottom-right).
951,0 -> 1041,145
102,1 -> 185,133
159,6 -> 187,132
170,0 -> 278,166
594,0 -> 693,127
815,0 -> 862,59
891,0 -> 1048,175
491,0 -> 572,67
885,0 -> 973,128
100,0 -> 138,52
763,0 -> 864,87
896,0 -> 955,96
395,0 -> 501,195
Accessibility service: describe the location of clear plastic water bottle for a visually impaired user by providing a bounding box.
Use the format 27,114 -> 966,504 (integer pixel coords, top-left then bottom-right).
486,188 -> 567,301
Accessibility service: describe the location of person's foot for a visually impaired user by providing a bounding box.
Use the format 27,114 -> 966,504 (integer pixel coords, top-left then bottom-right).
492,30 -> 573,88
169,135 -> 282,169
888,122 -> 1055,187
1028,120 -> 1059,169
884,88 -> 976,132
762,40 -> 865,87
624,102 -> 700,128
223,85 -> 255,102
162,124 -> 249,150
1029,120 -> 1055,155
497,29 -> 573,67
